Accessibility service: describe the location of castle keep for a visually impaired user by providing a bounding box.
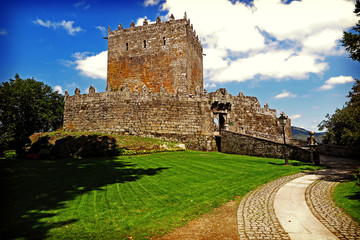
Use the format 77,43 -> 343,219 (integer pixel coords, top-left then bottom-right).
63,14 -> 291,151
107,14 -> 203,95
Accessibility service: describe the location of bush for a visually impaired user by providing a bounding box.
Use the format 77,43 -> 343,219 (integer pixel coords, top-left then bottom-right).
50,135 -> 118,159
4,150 -> 17,160
38,149 -> 51,159
28,136 -> 53,154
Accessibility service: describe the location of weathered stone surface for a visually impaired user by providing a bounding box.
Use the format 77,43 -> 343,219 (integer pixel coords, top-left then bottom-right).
221,131 -> 313,162
107,17 -> 203,95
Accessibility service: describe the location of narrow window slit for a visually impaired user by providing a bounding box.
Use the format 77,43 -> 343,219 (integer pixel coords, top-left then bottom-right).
144,40 -> 146,48
126,43 -> 128,51
163,37 -> 166,45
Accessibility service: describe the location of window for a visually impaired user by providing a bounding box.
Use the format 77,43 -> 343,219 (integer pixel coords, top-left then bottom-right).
126,43 -> 128,51
163,37 -> 166,45
144,40 -> 146,48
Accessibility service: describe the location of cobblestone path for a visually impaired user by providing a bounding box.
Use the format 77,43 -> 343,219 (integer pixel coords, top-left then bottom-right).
306,170 -> 360,240
237,163 -> 360,240
237,173 -> 304,240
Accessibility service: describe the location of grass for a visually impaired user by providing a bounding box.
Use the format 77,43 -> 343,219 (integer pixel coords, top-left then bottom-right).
333,173 -> 360,223
0,151 -> 320,239
30,130 -> 182,151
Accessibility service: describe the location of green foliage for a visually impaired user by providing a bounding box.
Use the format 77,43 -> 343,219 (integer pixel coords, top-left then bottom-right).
341,0 -> 360,63
4,150 -> 17,160
0,74 -> 64,153
333,170 -> 360,223
318,80 -> 360,147
0,151 -> 320,239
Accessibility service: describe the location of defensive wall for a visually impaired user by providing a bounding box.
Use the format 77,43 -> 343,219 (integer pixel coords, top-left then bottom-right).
64,87 -> 291,151
220,131 -> 314,163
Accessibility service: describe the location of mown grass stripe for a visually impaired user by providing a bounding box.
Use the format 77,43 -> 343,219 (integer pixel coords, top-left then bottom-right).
1,151 -> 321,239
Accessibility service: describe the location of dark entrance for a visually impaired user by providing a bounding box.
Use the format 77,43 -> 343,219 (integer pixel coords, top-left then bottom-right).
215,136 -> 221,152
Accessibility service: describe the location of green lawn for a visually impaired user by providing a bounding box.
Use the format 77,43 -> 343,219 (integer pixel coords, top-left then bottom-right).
333,175 -> 360,223
0,151 -> 320,239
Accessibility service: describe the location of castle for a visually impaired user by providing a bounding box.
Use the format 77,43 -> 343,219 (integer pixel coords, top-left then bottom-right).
63,14 -> 291,151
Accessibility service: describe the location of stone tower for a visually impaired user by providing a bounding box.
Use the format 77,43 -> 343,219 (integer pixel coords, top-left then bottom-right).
106,14 -> 203,95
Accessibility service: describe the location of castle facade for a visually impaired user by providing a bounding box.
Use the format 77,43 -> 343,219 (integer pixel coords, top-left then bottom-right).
63,14 -> 291,151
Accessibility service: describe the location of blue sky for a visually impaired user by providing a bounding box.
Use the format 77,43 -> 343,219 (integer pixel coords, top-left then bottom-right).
0,0 -> 359,132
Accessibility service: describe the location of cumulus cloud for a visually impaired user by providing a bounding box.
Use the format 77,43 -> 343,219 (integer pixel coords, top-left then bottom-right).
319,75 -> 355,90
54,85 -> 64,94
73,51 -> 107,79
274,90 -> 297,99
135,17 -> 156,26
290,114 -> 301,120
33,18 -> 83,36
159,0 -> 356,83
204,82 -> 217,89
144,0 -> 161,6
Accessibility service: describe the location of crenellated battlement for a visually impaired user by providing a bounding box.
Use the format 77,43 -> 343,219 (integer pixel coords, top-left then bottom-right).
108,13 -> 202,56
107,13 -> 203,95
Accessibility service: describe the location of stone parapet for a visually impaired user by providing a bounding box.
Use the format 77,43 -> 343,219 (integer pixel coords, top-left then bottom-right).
221,131 -> 313,163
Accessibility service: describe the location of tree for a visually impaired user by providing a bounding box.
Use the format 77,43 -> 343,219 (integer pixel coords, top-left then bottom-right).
0,74 -> 64,153
341,0 -> 360,63
318,80 -> 360,147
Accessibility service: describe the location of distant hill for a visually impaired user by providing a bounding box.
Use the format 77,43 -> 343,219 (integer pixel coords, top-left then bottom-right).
291,126 -> 326,143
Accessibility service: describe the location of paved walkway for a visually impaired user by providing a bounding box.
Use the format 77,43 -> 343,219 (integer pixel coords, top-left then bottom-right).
237,155 -> 360,240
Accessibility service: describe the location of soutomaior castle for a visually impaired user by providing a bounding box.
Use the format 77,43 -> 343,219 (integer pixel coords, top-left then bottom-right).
63,13 -> 291,151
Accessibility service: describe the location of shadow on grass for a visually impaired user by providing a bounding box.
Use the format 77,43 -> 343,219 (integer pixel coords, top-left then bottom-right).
0,156 -> 168,239
346,191 -> 360,201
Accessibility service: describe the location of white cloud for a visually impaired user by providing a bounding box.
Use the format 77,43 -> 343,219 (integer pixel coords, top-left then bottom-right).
0,29 -> 7,36
319,75 -> 355,90
204,82 -> 217,89
73,51 -> 107,79
310,125 -> 319,130
74,0 -> 356,83
160,0 -> 356,83
54,85 -> 64,94
66,82 -> 78,89
144,0 -> 161,6
274,90 -> 297,99
95,26 -> 107,36
33,18 -> 83,36
74,0 -> 90,9
211,50 -> 327,82
302,29 -> 343,54
135,17 -> 156,26
290,114 -> 301,120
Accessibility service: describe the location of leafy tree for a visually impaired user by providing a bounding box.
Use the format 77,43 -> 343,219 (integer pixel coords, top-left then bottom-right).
318,80 -> 360,147
0,74 -> 64,153
341,0 -> 360,63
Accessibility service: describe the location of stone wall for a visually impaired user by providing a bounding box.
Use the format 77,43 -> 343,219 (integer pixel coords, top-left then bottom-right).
64,89 -> 214,151
220,131 -> 313,163
316,144 -> 360,159
64,87 -> 291,151
208,89 -> 291,142
107,14 -> 203,95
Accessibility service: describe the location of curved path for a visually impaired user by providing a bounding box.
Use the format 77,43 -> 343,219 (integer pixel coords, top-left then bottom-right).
237,155 -> 360,240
